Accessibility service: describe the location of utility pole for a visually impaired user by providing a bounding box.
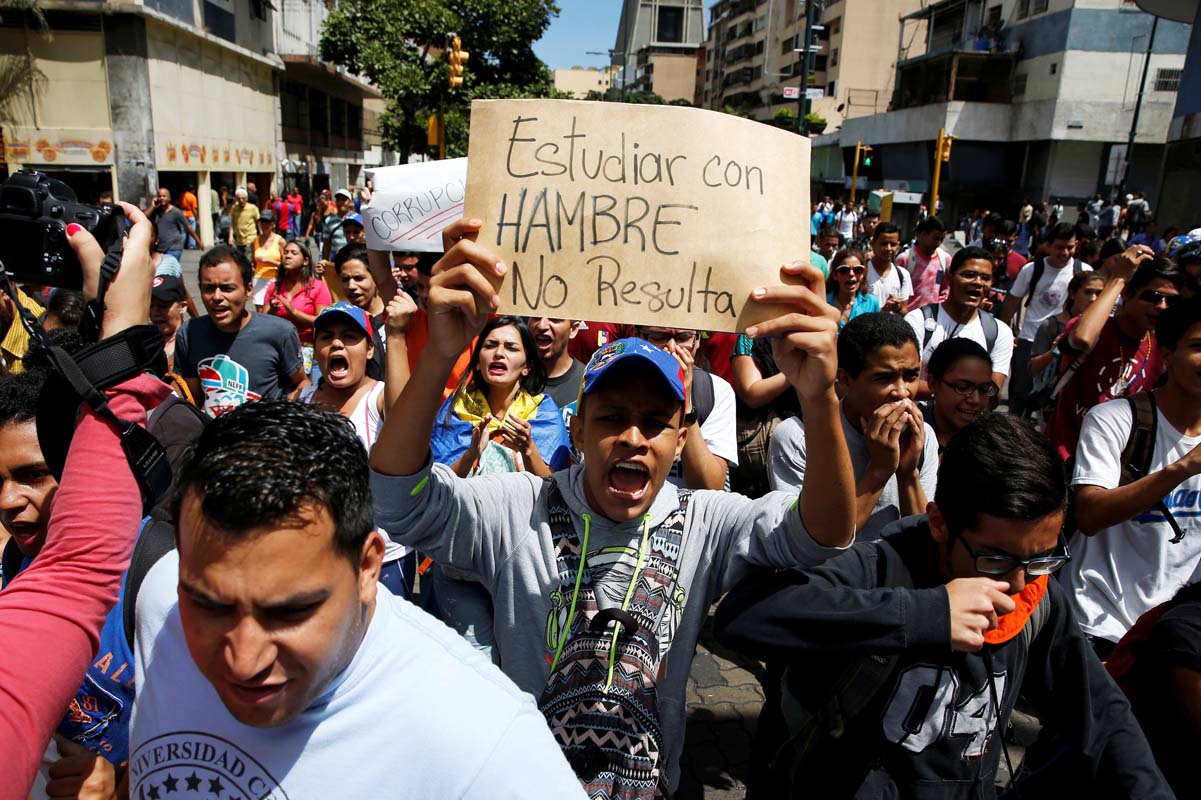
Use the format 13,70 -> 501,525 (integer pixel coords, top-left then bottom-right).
931,127 -> 953,217
1121,15 -> 1158,196
798,0 -> 821,136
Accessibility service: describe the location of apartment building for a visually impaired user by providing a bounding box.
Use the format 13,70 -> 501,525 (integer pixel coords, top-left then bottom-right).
612,0 -> 705,102
554,65 -> 621,99
698,0 -> 921,127
831,0 -> 1190,217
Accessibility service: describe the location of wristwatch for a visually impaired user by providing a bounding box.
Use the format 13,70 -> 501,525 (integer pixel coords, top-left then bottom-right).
684,408 -> 699,426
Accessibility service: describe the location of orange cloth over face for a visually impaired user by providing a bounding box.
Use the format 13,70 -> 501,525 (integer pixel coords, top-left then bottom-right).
983,575 -> 1048,645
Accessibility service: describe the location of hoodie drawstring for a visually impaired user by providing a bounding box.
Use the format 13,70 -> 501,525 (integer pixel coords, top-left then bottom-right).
550,513 -> 591,672
604,513 -> 653,694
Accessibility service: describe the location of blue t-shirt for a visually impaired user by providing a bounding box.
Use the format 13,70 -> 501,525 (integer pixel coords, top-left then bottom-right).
828,291 -> 881,328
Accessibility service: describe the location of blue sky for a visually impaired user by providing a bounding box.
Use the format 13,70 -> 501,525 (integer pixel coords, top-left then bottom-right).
534,1 -> 716,70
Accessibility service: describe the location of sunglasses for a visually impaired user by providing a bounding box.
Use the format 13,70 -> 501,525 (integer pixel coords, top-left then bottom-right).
1138,290 -> 1179,307
835,266 -> 866,276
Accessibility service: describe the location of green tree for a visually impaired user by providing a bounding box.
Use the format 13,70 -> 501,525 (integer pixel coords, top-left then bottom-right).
320,0 -> 566,160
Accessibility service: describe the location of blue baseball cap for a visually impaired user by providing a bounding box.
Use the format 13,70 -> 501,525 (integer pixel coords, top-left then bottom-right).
343,211 -> 364,228
314,301 -> 372,339
581,337 -> 686,404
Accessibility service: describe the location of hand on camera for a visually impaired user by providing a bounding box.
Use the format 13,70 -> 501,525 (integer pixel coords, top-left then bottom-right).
66,201 -> 152,339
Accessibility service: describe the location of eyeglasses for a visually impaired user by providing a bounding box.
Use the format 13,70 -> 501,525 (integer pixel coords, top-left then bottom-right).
945,380 -> 999,398
835,266 -> 866,276
641,330 -> 697,347
1138,290 -> 1179,308
956,533 -> 1071,577
955,269 -> 994,284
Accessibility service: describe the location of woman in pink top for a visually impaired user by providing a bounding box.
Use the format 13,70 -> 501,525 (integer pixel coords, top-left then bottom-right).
263,241 -> 332,372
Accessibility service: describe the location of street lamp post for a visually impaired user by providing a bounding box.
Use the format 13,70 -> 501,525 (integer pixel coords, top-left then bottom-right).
586,49 -> 628,101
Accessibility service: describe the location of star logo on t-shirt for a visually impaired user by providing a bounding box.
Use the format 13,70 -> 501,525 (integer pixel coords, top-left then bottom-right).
129,733 -> 288,799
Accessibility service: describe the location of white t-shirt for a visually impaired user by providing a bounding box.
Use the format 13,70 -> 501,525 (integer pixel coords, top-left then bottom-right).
867,261 -> 913,306
1067,398 -> 1201,642
1009,258 -> 1091,341
903,305 -> 1015,378
835,210 -> 858,239
668,370 -> 739,487
300,381 -> 408,562
768,405 -> 939,539
130,551 -> 588,799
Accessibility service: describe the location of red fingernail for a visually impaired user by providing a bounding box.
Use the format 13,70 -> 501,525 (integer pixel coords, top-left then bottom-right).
66,223 -> 83,237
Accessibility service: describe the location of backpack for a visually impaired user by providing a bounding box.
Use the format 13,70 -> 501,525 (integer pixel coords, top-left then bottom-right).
1127,201 -> 1148,226
1024,256 -> 1085,308
538,480 -> 692,799
919,304 -> 999,356
1116,391 -> 1184,543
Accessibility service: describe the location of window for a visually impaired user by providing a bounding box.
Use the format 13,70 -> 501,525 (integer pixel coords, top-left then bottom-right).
657,6 -> 684,43
1155,67 -> 1183,92
1016,0 -> 1030,19
1012,72 -> 1028,96
250,0 -> 268,21
830,47 -> 838,67
1049,62 -> 1057,75
829,17 -> 841,35
1031,0 -> 1048,12
986,6 -> 1002,27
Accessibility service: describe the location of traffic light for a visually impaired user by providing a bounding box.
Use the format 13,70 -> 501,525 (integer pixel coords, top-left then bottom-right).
939,133 -> 954,162
448,35 -> 469,88
862,145 -> 873,167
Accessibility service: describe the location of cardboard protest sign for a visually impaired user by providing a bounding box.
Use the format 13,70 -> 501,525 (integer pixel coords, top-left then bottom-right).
463,99 -> 810,332
364,158 -> 467,252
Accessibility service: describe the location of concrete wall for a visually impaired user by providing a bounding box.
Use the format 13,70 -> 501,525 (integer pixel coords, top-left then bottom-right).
145,18 -> 277,176
650,51 -> 699,101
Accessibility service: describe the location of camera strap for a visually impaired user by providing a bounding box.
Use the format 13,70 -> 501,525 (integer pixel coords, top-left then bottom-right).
0,254 -> 173,512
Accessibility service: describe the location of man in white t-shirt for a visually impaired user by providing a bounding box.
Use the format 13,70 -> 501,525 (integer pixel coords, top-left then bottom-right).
904,245 -> 1014,397
998,222 -> 1090,415
834,204 -> 858,240
865,221 -> 912,314
1066,299 -> 1201,658
637,325 -> 739,490
129,402 -> 586,799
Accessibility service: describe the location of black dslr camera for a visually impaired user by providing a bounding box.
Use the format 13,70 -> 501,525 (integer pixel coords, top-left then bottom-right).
0,169 -> 123,289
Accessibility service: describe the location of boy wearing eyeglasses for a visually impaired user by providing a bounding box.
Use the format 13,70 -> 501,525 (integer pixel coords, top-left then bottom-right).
718,413 -> 1172,798
1045,248 -> 1184,461
903,245 -> 1014,399
770,312 -> 939,540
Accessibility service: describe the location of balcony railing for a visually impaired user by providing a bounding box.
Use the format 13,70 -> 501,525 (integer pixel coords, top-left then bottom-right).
890,50 -> 1017,111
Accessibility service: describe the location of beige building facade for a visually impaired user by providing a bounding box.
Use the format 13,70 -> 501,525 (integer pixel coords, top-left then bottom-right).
554,66 -> 620,99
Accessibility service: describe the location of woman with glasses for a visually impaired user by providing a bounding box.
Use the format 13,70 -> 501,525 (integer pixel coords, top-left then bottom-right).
826,248 -> 880,328
922,338 -> 996,453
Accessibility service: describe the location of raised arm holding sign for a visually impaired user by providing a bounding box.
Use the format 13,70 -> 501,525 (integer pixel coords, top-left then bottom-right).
463,99 -> 811,332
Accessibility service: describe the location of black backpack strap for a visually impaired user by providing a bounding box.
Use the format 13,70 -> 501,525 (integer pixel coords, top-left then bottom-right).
693,368 -> 715,426
1024,257 -> 1047,308
979,310 -> 999,356
1,538 -> 24,588
1120,392 -> 1185,543
123,511 -> 178,652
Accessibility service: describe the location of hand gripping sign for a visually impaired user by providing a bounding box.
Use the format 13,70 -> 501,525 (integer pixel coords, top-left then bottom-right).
463,99 -> 811,332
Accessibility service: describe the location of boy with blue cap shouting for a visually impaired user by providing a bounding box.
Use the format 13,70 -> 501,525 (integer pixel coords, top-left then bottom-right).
370,218 -> 856,799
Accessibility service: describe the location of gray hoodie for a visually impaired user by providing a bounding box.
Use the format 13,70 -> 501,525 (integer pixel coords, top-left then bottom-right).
372,460 -> 848,791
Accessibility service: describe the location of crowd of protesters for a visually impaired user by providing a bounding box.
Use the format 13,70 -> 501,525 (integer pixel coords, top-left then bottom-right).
0,180 -> 1198,800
